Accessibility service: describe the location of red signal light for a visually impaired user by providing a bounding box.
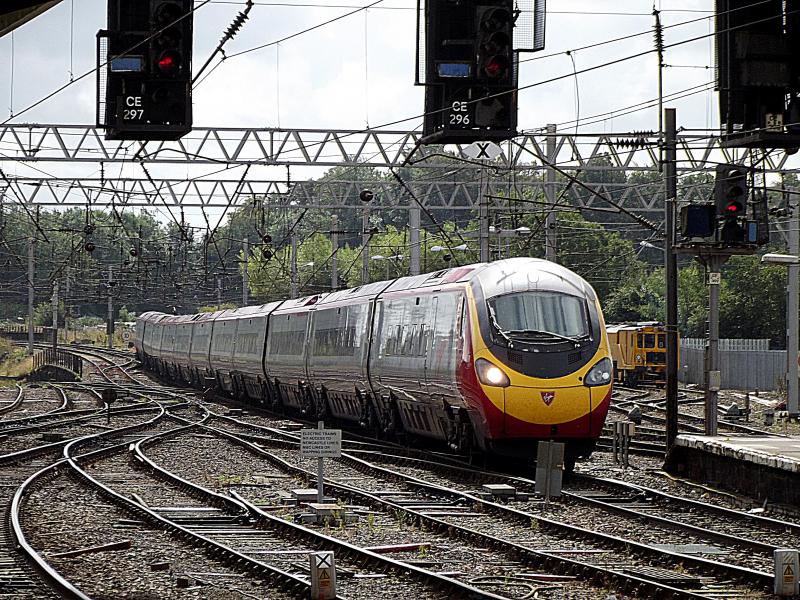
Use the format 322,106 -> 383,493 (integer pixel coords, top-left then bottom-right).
157,51 -> 180,74
484,56 -> 508,78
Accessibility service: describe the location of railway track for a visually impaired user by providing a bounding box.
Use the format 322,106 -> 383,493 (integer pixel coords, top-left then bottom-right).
3,345 -> 791,598
196,412 -> 769,598
2,381 -> 175,600
141,420 -> 602,598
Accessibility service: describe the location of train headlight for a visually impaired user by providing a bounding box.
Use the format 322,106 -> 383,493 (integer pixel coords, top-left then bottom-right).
584,357 -> 612,387
476,358 -> 510,387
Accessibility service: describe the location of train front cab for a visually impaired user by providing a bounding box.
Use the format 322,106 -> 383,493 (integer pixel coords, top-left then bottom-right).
607,323 -> 670,387
459,259 -> 613,465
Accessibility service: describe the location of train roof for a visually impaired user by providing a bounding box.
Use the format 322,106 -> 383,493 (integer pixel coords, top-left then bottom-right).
472,257 -> 596,301
606,321 -> 665,334
138,258 -> 595,321
138,311 -> 169,323
214,302 -> 280,320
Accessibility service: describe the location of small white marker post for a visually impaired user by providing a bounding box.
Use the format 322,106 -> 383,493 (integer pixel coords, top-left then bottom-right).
310,550 -> 336,600
775,549 -> 800,596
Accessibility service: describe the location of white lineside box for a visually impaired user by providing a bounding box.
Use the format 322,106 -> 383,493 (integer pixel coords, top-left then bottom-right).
775,548 -> 799,596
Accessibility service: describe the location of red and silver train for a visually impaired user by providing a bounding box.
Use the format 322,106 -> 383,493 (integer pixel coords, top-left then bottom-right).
135,257 -> 613,465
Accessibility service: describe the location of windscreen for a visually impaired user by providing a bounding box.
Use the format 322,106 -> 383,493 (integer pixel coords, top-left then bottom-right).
489,291 -> 589,338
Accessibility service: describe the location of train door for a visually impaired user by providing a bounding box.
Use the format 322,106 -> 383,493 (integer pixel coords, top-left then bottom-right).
422,296 -> 438,397
424,293 -> 460,403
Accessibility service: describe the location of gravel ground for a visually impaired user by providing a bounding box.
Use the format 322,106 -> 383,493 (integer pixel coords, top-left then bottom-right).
350,446 -> 789,574
0,410 -> 164,455
88,441 -> 452,600
0,386 -> 62,421
143,430 -> 610,599
22,472 -> 294,600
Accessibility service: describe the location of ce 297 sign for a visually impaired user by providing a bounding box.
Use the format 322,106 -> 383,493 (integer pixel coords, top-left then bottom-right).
121,95 -> 144,121
449,101 -> 472,128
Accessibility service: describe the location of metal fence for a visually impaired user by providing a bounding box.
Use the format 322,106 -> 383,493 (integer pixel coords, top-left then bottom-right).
32,348 -> 83,378
681,338 -> 770,351
0,325 -> 55,342
678,344 -> 785,391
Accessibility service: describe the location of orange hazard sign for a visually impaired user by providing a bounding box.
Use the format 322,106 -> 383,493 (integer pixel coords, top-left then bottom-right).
785,563 -> 795,583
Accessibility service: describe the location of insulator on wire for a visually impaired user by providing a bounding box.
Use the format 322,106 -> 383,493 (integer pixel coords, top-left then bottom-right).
220,1 -> 252,45
614,131 -> 656,149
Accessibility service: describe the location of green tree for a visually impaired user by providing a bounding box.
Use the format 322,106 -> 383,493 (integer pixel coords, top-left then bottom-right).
719,255 -> 786,343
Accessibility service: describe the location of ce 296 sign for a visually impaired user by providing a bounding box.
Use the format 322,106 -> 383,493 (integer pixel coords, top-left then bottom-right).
449,101 -> 472,128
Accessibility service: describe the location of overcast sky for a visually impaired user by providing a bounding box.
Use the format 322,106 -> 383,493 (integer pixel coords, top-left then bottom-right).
0,1 -> 747,226
0,1 -> 716,131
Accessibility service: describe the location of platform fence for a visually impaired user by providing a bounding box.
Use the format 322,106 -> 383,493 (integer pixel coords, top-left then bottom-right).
679,343 -> 785,391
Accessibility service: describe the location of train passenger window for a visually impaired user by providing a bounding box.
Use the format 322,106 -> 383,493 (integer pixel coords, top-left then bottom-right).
403,325 -> 417,355
637,334 -> 643,347
415,324 -> 426,356
644,334 -> 655,348
658,334 -> 665,348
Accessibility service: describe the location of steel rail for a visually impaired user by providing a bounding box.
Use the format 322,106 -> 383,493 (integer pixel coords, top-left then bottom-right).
235,418 -> 773,592
573,473 -> 800,537
199,419 -> 718,600
63,416 -> 316,598
135,419 -> 507,600
9,404 -> 168,600
0,384 -> 24,416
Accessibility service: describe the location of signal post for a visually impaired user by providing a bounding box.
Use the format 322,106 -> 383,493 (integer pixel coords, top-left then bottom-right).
677,164 -> 767,434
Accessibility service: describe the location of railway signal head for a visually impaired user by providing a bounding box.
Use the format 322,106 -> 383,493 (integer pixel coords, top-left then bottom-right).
476,3 -> 513,84
714,164 -> 747,217
102,0 -> 193,140
151,1 -> 188,78
713,164 -> 748,242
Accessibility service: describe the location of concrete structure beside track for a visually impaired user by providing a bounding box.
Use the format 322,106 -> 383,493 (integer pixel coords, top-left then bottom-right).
665,435 -> 800,507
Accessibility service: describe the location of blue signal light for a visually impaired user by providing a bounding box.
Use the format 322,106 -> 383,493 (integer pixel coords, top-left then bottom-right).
437,62 -> 472,78
110,56 -> 144,72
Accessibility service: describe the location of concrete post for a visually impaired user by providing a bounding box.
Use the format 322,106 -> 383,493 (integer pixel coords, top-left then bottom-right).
331,215 -> 339,290
107,266 -> 114,350
545,123 -> 557,262
242,237 -> 249,306
51,281 -> 58,350
27,237 -> 35,355
409,205 -> 420,275
291,233 -> 298,299
362,207 -> 370,284
479,168 -> 489,263
787,197 -> 799,416
705,255 -> 724,435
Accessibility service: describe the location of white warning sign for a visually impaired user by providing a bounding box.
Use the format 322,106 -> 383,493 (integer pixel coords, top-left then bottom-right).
300,428 -> 342,458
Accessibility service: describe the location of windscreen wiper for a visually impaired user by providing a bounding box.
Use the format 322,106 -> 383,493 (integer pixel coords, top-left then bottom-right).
506,329 -> 586,345
487,305 -> 514,347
